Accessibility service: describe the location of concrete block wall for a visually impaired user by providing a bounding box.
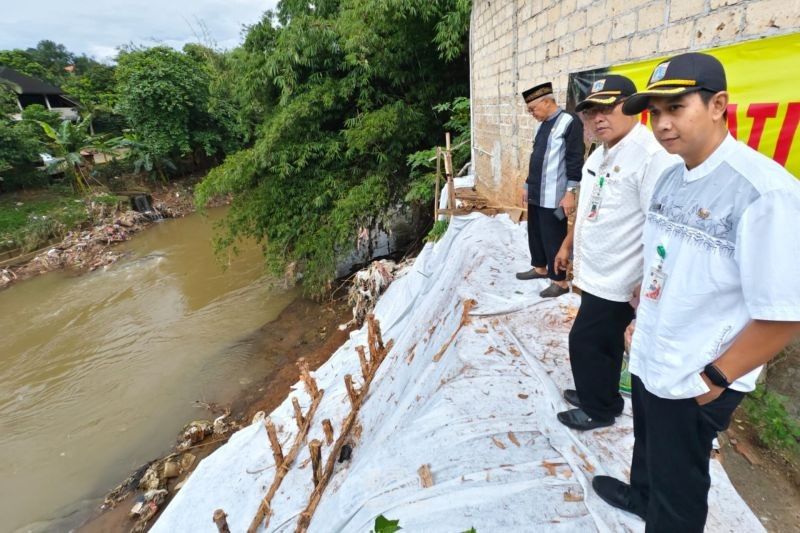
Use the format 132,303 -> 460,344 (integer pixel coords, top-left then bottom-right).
470,0 -> 800,206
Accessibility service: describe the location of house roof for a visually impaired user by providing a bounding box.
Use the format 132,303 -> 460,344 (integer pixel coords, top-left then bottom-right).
0,66 -> 63,95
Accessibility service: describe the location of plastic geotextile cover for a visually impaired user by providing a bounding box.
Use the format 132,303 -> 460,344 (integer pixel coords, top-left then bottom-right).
153,213 -> 764,533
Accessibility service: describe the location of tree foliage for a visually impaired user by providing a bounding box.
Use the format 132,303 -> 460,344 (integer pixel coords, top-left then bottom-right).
196,0 -> 471,295
115,46 -> 243,163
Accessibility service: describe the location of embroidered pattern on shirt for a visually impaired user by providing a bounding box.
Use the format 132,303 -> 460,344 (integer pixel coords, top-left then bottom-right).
646,212 -> 736,256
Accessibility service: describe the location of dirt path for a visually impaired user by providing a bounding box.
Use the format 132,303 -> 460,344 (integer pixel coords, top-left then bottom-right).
720,415 -> 800,532
78,296 -> 352,532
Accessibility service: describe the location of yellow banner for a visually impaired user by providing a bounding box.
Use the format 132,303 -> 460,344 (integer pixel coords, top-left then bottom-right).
609,33 -> 800,177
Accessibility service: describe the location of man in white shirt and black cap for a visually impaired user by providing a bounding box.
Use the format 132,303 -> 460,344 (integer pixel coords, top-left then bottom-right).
591,52 -> 800,532
516,82 -> 584,298
553,75 -> 679,431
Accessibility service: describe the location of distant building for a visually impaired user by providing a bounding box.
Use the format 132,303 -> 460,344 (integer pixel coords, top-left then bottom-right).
0,65 -> 79,121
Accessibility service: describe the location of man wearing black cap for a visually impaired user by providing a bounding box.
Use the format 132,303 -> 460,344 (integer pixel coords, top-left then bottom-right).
552,75 -> 678,431
516,82 -> 584,298
591,52 -> 800,532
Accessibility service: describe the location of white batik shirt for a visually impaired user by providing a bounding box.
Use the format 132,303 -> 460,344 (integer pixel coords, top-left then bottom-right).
630,134 -> 800,400
573,123 -> 679,302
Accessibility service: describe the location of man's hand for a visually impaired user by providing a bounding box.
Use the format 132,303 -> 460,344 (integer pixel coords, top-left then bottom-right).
624,320 -> 636,353
554,245 -> 570,273
521,187 -> 527,207
695,372 -> 725,406
559,192 -> 576,215
629,284 -> 641,310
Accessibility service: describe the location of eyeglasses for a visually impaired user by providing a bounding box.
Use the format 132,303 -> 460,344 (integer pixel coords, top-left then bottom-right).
583,100 -> 624,118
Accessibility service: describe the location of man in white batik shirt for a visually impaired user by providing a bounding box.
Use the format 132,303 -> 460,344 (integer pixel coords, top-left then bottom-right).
590,52 -> 800,533
552,75 -> 679,432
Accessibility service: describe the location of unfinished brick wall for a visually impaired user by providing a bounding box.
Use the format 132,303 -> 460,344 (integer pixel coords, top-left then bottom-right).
470,0 -> 800,206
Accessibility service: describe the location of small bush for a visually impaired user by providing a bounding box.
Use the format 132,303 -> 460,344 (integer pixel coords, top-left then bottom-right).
744,386 -> 800,453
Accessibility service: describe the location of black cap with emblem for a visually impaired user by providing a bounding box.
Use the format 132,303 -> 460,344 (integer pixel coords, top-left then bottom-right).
522,81 -> 553,103
575,75 -> 637,113
622,52 -> 727,115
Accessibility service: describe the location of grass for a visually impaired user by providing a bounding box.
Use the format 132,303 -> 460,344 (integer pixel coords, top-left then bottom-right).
0,186 -> 90,253
424,219 -> 449,243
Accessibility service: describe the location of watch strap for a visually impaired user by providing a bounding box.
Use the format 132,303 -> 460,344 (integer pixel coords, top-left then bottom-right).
703,363 -> 731,388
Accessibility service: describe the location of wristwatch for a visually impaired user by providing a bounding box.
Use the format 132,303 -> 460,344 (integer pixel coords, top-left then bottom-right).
703,363 -> 731,388
566,186 -> 578,195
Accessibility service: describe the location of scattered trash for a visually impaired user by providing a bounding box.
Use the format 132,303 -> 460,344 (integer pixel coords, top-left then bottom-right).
178,420 -> 213,450
139,463 -> 162,491
163,461 -> 180,479
344,258 -> 415,328
338,443 -> 353,463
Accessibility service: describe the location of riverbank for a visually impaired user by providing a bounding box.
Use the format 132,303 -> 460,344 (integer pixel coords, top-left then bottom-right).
0,176 -> 224,290
77,295 -> 353,532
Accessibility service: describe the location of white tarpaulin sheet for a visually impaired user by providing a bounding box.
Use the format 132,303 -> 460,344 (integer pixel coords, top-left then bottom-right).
153,213 -> 764,533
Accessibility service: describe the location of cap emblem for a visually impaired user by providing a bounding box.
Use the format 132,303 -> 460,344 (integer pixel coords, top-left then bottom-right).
651,62 -> 670,83
591,79 -> 606,92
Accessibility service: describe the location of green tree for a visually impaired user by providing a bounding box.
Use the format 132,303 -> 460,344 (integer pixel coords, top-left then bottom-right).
115,46 -> 237,164
196,0 -> 471,295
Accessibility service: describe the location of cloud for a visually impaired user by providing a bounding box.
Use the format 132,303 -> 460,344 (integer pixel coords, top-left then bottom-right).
0,0 -> 279,62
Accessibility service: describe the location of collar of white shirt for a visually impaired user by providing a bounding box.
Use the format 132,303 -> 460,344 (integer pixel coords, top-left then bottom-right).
682,133 -> 736,183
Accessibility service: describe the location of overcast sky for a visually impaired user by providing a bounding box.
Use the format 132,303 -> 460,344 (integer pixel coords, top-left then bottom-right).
0,0 -> 279,62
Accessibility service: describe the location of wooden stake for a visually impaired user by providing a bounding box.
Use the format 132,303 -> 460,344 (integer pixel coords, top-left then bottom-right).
445,132 -> 456,219
299,362 -> 319,399
265,419 -> 283,466
247,390 -> 325,533
322,419 -> 334,445
418,464 -> 434,488
213,509 -> 231,533
344,374 -> 358,409
309,439 -> 323,486
434,146 -> 442,220
356,345 -> 369,379
292,397 -> 305,428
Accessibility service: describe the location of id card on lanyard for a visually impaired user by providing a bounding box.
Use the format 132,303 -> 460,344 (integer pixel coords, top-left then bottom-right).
586,147 -> 615,222
586,174 -> 605,221
644,244 -> 667,301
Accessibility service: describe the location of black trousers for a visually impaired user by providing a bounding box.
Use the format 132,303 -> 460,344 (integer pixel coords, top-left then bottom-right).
628,375 -> 744,532
527,203 -> 567,281
569,291 -> 634,421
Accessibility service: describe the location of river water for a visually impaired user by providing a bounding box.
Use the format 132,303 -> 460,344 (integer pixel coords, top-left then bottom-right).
0,208 -> 297,532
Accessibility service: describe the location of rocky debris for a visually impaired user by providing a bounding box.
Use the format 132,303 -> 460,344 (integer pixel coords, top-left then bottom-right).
343,258 -> 415,328
0,181 -> 223,291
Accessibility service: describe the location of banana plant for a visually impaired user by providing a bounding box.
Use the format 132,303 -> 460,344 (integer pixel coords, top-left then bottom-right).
35,116 -> 98,192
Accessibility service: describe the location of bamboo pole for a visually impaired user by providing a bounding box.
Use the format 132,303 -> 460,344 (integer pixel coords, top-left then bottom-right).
445,132 -> 456,219
213,509 -> 231,533
295,319 -> 389,532
344,374 -> 358,409
265,419 -> 283,466
309,439 -> 323,486
247,390 -> 325,533
355,345 -> 369,379
322,419 -> 334,445
299,362 -> 319,399
434,146 -> 442,220
292,397 -> 306,428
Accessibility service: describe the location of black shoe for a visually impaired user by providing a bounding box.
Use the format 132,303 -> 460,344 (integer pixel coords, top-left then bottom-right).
564,390 -> 624,416
516,268 -> 548,280
539,283 -> 569,298
592,475 -> 647,521
564,389 -> 582,408
556,408 -> 614,431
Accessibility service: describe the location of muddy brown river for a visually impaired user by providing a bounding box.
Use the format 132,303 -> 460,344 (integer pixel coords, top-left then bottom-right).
0,208 -> 297,532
